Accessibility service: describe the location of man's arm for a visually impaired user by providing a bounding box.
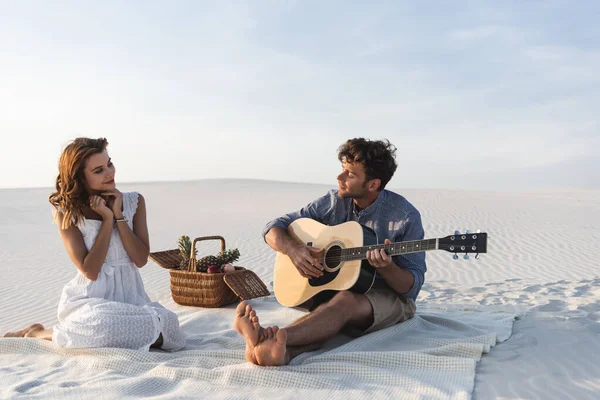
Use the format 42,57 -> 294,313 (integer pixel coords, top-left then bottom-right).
367,212 -> 427,299
265,227 -> 324,278
369,241 -> 416,295
265,226 -> 302,255
263,191 -> 336,278
261,191 -> 335,241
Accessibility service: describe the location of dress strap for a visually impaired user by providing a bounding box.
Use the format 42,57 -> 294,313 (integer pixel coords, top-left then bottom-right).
124,192 -> 140,224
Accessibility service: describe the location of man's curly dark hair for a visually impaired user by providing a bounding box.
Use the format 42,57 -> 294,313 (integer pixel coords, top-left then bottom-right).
337,138 -> 397,191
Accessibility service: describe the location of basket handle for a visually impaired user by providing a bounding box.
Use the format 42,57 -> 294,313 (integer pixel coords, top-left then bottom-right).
188,236 -> 227,272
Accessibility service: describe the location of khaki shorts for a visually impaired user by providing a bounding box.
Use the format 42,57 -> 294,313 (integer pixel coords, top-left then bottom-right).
362,287 -> 416,335
299,288 -> 417,336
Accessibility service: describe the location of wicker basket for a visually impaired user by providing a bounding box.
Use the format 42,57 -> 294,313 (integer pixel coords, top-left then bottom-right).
149,236 -> 269,308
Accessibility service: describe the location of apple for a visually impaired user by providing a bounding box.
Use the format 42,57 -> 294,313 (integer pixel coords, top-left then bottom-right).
207,265 -> 221,273
222,263 -> 235,273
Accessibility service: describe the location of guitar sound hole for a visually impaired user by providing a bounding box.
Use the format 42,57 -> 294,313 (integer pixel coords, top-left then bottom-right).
325,245 -> 342,269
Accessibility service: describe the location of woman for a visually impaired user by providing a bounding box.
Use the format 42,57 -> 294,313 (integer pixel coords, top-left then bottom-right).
4,137 -> 185,351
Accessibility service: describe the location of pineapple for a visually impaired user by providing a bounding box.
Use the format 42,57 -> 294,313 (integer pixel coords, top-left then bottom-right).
216,248 -> 240,265
177,235 -> 195,269
196,255 -> 220,272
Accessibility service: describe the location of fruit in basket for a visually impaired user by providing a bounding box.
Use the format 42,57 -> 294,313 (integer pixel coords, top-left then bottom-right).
177,235 -> 196,269
207,265 -> 221,273
195,248 -> 241,272
216,249 -> 240,265
222,263 -> 236,273
197,255 -> 220,272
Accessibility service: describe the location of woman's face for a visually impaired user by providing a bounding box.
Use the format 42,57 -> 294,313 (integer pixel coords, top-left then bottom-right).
82,151 -> 116,194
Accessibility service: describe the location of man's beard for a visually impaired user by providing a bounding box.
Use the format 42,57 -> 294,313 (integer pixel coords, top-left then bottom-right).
338,185 -> 367,199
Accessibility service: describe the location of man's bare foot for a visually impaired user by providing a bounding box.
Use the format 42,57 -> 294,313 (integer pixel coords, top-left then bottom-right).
254,326 -> 289,366
233,301 -> 263,363
3,323 -> 45,338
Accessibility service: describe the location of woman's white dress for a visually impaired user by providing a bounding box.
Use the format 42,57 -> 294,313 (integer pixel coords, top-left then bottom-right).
52,192 -> 186,351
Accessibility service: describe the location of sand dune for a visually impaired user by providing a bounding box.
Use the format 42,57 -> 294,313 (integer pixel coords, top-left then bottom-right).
0,180 -> 598,399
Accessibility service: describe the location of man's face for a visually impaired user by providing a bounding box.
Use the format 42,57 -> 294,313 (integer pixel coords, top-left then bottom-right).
336,162 -> 370,198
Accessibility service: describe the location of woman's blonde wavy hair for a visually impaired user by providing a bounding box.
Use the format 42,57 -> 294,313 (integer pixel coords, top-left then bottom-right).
49,137 -> 109,229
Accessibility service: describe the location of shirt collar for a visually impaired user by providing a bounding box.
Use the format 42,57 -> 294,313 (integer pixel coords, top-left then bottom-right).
353,190 -> 386,216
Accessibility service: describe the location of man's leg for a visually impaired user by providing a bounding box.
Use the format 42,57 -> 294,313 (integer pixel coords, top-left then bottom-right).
285,291 -> 373,346
286,289 -> 417,358
235,291 -> 374,366
233,302 -> 263,364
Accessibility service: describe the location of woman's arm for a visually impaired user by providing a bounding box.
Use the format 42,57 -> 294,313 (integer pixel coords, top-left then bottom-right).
57,208 -> 113,281
114,193 -> 150,268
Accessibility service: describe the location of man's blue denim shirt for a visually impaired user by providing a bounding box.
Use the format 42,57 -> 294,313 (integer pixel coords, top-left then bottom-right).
262,189 -> 427,301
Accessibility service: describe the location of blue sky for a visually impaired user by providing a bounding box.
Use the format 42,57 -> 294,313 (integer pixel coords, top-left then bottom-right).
1,1 -> 598,190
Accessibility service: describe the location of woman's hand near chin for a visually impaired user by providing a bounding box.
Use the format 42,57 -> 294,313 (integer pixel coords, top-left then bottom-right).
89,195 -> 113,221
101,189 -> 124,218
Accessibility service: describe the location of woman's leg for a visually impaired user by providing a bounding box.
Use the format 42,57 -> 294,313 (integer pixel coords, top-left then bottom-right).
3,323 -> 53,340
150,333 -> 163,349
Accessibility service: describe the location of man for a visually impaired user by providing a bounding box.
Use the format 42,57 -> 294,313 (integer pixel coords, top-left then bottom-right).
233,138 -> 427,366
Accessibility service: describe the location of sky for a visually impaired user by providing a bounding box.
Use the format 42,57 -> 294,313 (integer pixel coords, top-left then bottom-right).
1,1 -> 598,191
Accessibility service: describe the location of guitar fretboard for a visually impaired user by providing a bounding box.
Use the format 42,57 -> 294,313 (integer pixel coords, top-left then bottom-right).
341,239 -> 438,261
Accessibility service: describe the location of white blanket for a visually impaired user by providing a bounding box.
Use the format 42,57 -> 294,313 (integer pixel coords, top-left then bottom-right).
0,297 -> 516,400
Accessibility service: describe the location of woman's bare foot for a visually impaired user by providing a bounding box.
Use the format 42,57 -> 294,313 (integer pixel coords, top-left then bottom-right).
3,323 -> 45,338
233,301 -> 263,363
254,326 -> 289,366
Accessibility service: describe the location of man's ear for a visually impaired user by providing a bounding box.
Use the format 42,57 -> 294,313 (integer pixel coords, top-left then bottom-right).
368,178 -> 381,192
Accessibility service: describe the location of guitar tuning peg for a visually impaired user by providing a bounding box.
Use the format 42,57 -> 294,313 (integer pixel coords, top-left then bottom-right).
465,230 -> 472,234
476,229 -> 481,233
452,254 -> 459,260
463,254 -> 470,260
454,230 -> 461,235
475,253 -> 481,259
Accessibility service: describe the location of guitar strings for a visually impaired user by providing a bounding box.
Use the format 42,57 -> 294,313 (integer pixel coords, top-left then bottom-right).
322,245 -> 481,263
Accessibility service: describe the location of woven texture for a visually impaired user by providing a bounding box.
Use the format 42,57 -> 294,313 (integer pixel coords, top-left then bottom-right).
169,268 -> 240,308
224,270 -> 270,300
0,298 -> 517,400
150,237 -> 269,307
148,249 -> 180,269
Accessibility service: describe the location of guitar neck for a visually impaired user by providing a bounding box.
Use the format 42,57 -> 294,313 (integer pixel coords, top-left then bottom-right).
342,238 -> 438,261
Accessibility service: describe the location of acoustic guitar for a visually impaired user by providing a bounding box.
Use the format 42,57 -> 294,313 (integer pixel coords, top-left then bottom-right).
274,218 -> 487,307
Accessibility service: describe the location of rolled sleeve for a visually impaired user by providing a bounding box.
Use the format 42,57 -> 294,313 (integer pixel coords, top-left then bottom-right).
393,212 -> 427,300
262,191 -> 336,241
